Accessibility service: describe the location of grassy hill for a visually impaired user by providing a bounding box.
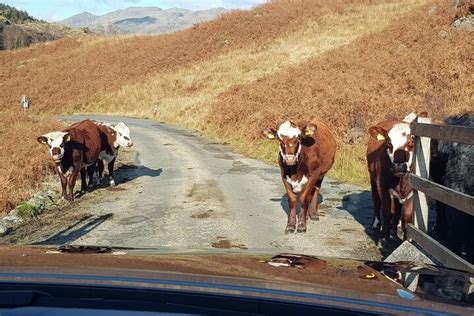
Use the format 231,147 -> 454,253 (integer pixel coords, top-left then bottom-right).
0,0 -> 472,213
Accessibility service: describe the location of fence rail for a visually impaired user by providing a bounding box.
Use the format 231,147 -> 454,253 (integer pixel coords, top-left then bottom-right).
407,118 -> 474,277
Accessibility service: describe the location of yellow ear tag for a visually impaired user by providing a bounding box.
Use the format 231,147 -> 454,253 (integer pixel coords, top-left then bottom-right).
304,129 -> 313,136
40,138 -> 47,144
376,134 -> 385,141
267,134 -> 275,139
65,135 -> 71,142
366,272 -> 376,279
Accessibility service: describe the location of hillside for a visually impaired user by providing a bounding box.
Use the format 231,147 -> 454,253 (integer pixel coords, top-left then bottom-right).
0,3 -> 91,50
60,7 -> 228,35
0,0 -> 472,213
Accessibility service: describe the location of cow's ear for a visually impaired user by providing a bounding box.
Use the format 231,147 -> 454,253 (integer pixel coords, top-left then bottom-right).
262,128 -> 277,140
63,133 -> 72,142
369,126 -> 388,141
303,123 -> 317,137
37,136 -> 48,145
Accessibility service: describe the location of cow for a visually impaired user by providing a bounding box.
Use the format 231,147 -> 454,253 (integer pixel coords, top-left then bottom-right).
95,121 -> 133,187
37,120 -> 102,201
431,113 -> 473,263
366,112 -> 425,245
263,120 -> 336,233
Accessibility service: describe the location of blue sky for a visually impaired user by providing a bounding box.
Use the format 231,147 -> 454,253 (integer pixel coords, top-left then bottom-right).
3,0 -> 266,21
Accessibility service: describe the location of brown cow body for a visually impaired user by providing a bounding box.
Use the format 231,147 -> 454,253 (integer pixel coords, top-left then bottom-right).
264,120 -> 336,233
366,114 -> 421,245
38,120 -> 102,201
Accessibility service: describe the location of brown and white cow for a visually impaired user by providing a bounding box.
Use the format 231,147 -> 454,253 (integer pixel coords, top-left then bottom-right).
263,120 -> 336,233
37,120 -> 102,201
95,121 -> 133,186
366,112 -> 425,244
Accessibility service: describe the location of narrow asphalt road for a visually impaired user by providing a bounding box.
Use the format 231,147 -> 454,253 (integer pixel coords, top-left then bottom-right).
60,115 -> 380,260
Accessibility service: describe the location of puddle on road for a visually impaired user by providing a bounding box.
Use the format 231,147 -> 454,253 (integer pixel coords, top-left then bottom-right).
191,209 -> 213,219
211,239 -> 248,249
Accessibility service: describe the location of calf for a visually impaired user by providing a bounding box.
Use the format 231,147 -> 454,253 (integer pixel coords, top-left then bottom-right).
366,113 -> 424,244
37,120 -> 102,201
263,120 -> 336,233
431,113 -> 473,262
95,121 -> 133,186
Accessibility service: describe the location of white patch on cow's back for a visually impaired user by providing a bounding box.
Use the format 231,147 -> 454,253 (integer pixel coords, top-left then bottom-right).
389,188 -> 413,204
286,175 -> 308,193
388,123 -> 410,152
277,121 -> 301,139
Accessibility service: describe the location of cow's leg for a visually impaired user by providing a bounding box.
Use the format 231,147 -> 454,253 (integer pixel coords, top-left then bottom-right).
402,196 -> 414,240
57,167 -> 68,199
80,168 -> 87,193
370,179 -> 381,231
87,165 -> 96,190
297,177 -> 317,233
390,198 -> 401,239
108,158 -> 116,186
97,160 -> 104,185
379,187 -> 392,247
308,177 -> 324,221
284,188 -> 298,234
66,167 -> 80,201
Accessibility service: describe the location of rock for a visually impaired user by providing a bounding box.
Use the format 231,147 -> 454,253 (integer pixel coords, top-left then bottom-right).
0,222 -> 8,236
451,14 -> 474,30
343,126 -> 366,144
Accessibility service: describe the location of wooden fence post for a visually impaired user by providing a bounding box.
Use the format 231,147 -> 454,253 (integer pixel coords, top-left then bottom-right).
412,117 -> 431,232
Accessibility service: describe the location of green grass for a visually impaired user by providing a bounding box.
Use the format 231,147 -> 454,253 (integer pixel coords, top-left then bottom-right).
16,202 -> 40,219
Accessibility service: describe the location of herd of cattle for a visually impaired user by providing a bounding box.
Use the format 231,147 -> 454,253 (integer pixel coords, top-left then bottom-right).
263,112 -> 472,260
37,119 -> 133,201
37,112 -> 472,259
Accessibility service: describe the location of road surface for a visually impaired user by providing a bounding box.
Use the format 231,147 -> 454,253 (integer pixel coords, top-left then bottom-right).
50,115 -> 381,260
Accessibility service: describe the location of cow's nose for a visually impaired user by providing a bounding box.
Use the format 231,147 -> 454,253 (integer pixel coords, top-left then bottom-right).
127,141 -> 133,147
392,163 -> 408,175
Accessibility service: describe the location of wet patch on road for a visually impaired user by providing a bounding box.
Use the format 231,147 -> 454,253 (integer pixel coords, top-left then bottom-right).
118,215 -> 148,225
191,209 -> 214,219
211,238 -> 248,249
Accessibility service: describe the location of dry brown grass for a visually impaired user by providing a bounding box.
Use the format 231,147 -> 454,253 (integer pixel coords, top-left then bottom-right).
0,0 -> 471,213
0,110 -> 63,214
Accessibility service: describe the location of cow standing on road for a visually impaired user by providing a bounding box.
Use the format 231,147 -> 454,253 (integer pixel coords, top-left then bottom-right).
366,112 -> 425,245
95,121 -> 133,186
37,120 -> 102,201
263,120 -> 336,233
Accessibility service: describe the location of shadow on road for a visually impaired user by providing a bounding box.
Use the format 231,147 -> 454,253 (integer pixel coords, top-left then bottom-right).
114,165 -> 163,185
340,191 -> 402,256
34,214 -> 113,245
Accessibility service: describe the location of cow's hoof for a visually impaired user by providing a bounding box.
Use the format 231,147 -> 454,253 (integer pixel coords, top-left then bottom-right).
297,226 -> 307,233
309,214 -> 319,221
285,226 -> 296,234
110,180 -> 116,187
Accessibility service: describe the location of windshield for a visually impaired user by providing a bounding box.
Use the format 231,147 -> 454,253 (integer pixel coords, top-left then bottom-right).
0,0 -> 473,308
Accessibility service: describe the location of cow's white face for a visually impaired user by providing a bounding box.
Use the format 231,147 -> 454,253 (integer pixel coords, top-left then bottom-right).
37,132 -> 71,162
263,120 -> 316,166
369,113 -> 419,176
113,122 -> 133,148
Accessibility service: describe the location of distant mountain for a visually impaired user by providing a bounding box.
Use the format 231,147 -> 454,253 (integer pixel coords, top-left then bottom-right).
60,7 -> 228,35
61,11 -> 98,28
